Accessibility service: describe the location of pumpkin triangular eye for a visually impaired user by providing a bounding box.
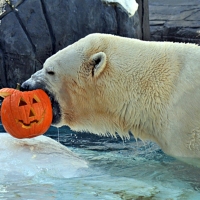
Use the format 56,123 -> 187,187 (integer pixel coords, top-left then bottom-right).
32,98 -> 38,104
19,98 -> 27,106
32,95 -> 40,104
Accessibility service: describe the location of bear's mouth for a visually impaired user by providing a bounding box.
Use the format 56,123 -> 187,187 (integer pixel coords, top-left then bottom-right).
45,90 -> 61,125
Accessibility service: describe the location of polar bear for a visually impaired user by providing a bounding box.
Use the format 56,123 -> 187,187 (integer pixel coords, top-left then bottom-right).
22,33 -> 200,162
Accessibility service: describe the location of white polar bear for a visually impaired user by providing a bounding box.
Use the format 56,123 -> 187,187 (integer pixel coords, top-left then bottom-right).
22,33 -> 200,162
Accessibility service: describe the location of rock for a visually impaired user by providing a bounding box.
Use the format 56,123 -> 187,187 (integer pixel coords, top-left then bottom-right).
16,0 -> 52,69
149,0 -> 200,44
0,48 -> 6,88
110,2 -> 141,39
0,12 -> 36,88
41,0 -> 141,52
0,133 -> 88,181
0,0 -> 143,88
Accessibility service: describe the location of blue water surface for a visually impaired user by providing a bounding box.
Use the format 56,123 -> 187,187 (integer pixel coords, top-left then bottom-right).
0,125 -> 200,200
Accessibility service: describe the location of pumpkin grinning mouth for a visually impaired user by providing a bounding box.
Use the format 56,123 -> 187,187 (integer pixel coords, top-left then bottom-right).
16,112 -> 45,129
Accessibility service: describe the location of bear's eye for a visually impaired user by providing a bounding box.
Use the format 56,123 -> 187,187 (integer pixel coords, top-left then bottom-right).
47,71 -> 55,75
45,66 -> 55,76
46,70 -> 55,75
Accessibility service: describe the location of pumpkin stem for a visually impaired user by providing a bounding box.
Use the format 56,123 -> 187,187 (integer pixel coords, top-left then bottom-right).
16,83 -> 21,90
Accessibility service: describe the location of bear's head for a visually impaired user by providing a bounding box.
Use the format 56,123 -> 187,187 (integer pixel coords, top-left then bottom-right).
22,34 -> 140,138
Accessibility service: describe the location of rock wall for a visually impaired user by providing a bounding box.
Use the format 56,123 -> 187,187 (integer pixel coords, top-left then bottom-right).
149,0 -> 200,44
0,0 -> 148,88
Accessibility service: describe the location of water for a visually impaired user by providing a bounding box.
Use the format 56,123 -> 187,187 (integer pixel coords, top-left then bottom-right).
0,125 -> 200,199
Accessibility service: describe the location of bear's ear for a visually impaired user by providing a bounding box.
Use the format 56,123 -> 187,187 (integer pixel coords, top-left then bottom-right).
90,52 -> 107,77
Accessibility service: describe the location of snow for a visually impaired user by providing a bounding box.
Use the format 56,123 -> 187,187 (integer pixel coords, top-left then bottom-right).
101,0 -> 138,16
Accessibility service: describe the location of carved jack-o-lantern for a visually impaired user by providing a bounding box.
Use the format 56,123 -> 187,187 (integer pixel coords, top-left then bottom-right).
0,87 -> 52,139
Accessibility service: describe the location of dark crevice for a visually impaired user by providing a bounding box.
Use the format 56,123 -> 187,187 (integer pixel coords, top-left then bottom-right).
14,9 -> 37,73
136,0 -> 149,40
0,0 -> 36,76
5,2 -> 38,72
114,6 -> 120,35
5,1 -> 36,53
40,0 -> 56,55
14,10 -> 36,53
141,0 -> 144,40
0,49 -> 8,87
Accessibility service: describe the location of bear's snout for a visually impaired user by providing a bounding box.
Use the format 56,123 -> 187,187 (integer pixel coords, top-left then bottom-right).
21,79 -> 45,92
21,80 -> 32,91
21,70 -> 45,91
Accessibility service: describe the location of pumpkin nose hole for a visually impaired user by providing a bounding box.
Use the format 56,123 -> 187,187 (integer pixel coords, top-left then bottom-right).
29,109 -> 35,117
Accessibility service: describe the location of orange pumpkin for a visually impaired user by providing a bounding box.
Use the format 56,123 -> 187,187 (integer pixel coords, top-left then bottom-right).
0,87 -> 52,139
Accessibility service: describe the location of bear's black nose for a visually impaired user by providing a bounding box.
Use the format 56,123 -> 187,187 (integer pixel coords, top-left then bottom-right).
21,82 -> 30,91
